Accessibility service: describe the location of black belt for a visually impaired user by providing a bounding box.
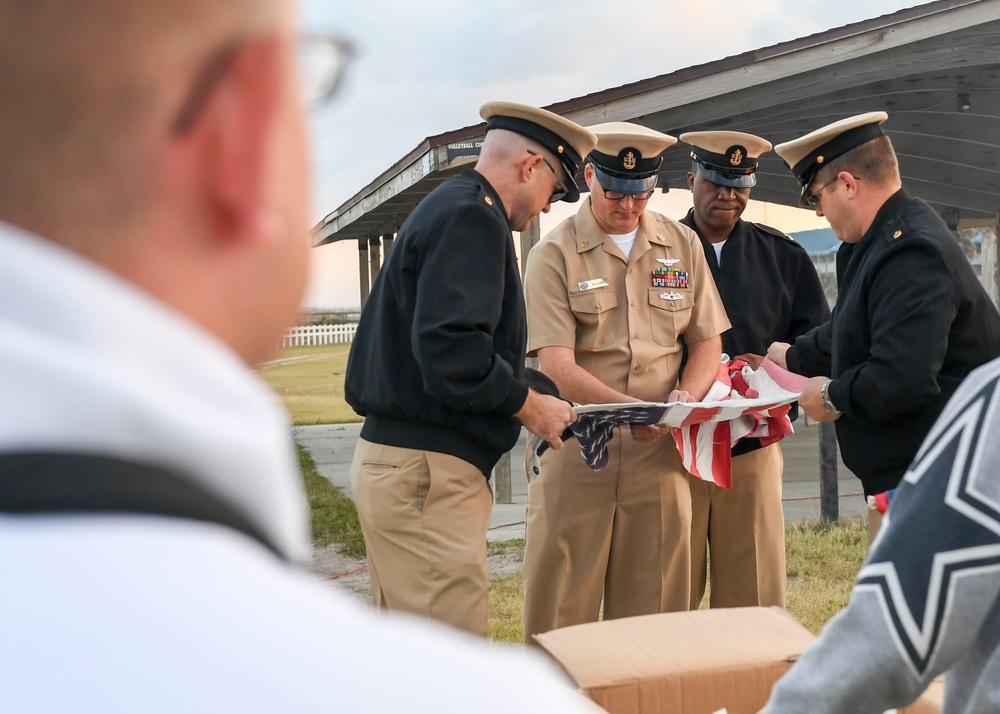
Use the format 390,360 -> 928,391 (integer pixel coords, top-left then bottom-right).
0,452 -> 284,560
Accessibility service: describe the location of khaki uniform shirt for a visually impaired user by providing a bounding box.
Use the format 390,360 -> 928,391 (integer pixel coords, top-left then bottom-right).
525,200 -> 730,402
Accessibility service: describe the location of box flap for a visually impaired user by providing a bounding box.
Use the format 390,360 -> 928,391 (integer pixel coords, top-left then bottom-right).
535,607 -> 814,689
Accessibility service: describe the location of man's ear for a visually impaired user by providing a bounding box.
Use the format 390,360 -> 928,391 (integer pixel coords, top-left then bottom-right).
519,151 -> 542,185
583,163 -> 595,191
179,35 -> 288,245
687,172 -> 695,191
841,171 -> 860,199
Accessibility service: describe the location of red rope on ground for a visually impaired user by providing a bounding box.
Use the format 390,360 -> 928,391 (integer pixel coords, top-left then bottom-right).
488,521 -> 525,531
781,492 -> 864,502
325,564 -> 368,581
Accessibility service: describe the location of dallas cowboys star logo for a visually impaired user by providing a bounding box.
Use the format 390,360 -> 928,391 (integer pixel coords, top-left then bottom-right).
855,372 -> 1000,679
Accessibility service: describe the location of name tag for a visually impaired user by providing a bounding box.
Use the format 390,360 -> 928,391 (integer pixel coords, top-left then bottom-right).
578,278 -> 609,292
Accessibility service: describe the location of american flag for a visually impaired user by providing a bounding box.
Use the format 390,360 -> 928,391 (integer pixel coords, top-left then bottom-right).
527,357 -> 808,489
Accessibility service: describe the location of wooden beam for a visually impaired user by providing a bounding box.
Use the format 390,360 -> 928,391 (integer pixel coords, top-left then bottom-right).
358,238 -> 370,309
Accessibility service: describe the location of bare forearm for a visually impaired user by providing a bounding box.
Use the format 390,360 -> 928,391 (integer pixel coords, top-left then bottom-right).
537,346 -> 637,405
678,335 -> 721,400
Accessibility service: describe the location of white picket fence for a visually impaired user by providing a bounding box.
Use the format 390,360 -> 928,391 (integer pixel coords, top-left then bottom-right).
282,323 -> 358,347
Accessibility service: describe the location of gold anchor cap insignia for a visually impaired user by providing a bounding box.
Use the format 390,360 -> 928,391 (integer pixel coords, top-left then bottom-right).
623,151 -> 637,170
730,148 -> 743,166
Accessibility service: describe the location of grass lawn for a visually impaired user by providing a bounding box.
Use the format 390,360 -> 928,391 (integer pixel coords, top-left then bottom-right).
282,344 -> 867,642
260,344 -> 361,425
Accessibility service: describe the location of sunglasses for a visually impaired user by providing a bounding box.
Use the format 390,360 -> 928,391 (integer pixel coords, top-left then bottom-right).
527,150 -> 569,203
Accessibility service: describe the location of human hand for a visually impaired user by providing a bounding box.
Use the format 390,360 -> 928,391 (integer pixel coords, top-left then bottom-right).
766,342 -> 791,370
733,352 -> 764,370
667,389 -> 696,403
799,376 -> 840,422
515,389 -> 577,450
630,423 -> 671,442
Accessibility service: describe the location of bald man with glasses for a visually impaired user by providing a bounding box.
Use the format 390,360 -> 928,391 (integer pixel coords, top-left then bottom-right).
346,101 -> 597,638
0,3 -> 608,710
522,122 -> 729,643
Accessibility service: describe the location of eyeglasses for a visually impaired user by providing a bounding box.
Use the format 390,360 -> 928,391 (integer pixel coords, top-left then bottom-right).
298,31 -> 355,107
803,173 -> 863,210
527,150 -> 569,203
172,30 -> 353,136
802,176 -> 838,210
601,187 -> 655,202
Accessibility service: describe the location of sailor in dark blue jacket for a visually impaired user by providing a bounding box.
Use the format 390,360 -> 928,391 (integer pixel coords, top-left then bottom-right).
678,130 -> 829,610
769,111 -> 1000,538
344,102 -> 596,636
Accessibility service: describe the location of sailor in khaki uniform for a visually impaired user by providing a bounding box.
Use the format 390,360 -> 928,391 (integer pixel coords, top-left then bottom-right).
522,122 -> 730,643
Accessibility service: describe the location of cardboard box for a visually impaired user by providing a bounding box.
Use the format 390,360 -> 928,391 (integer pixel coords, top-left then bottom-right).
534,606 -> 814,714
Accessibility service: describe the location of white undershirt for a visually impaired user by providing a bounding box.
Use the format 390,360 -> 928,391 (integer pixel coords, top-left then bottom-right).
711,238 -> 726,266
610,228 -> 639,260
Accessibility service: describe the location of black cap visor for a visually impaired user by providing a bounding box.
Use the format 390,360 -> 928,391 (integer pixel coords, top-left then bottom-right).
694,161 -> 757,188
592,164 -> 657,195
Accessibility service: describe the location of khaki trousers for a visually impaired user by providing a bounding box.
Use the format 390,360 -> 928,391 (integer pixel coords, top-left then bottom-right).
350,438 -> 493,637
689,443 -> 786,609
522,426 -> 693,644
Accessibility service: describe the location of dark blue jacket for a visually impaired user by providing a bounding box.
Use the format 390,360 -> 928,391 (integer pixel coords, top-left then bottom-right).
788,190 -> 1000,494
345,170 -> 529,477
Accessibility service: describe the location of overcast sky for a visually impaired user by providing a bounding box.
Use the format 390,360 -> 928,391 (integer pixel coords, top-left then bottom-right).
298,0 -> 933,309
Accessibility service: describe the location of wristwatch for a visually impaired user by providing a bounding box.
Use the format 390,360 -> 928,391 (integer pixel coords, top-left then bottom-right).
819,380 -> 842,416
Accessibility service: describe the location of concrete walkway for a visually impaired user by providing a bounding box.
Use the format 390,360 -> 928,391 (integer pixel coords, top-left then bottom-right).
294,421 -> 868,542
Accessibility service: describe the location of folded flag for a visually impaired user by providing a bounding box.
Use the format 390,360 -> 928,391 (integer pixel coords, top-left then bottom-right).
526,357 -> 808,489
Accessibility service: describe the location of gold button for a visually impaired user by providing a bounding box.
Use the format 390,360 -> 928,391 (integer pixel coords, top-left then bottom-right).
484,196 -> 493,206
893,230 -> 902,239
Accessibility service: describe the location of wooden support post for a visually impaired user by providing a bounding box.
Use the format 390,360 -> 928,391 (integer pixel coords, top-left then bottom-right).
368,236 -> 382,286
358,238 -> 370,308
819,421 -> 839,523
493,452 -> 512,505
521,219 -> 542,376
519,217 -> 541,281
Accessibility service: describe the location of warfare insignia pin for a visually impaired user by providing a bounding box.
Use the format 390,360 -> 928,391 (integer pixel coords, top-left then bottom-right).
656,258 -> 680,267
660,292 -> 684,301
